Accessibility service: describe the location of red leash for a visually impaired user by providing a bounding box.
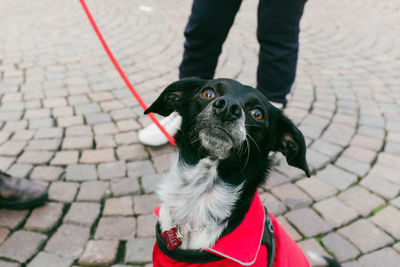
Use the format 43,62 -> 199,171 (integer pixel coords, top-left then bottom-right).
79,0 -> 176,147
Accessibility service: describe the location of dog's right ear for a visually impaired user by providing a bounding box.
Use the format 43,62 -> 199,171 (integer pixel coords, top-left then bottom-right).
272,108 -> 311,177
144,78 -> 207,116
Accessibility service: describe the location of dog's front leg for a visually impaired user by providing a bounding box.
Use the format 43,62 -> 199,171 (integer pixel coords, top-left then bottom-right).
159,203 -> 174,232
159,204 -> 183,250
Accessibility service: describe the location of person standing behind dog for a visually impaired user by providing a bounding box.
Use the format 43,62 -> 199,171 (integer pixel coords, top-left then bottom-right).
139,0 -> 307,146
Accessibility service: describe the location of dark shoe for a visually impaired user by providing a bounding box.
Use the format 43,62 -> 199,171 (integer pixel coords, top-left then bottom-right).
0,171 -> 48,210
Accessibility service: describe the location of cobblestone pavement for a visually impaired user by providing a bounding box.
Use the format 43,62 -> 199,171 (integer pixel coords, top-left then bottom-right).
0,0 -> 399,266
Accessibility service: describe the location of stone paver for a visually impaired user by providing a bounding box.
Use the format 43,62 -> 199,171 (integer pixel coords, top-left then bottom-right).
64,202 -> 101,227
30,166 -> 64,181
360,174 -> 400,200
48,181 -> 79,202
103,196 -> 134,216
275,216 -> 301,241
24,203 -> 64,232
85,113 -> 111,125
79,240 -> 119,267
376,152 -> 400,170
80,148 -> 116,163
133,194 -> 161,215
342,146 -> 376,164
117,119 -> 141,132
95,135 -> 117,148
260,192 -> 287,216
270,183 -> 312,210
115,131 -> 139,145
338,219 -> 393,253
26,138 -> 61,151
50,151 -> 79,165
6,163 -> 32,178
0,210 -> 29,229
125,238 -> 154,264
0,227 -> 10,244
0,230 -> 47,262
313,197 -> 358,228
95,217 -> 136,240
93,122 -> 119,135
285,208 -> 332,237
45,224 -> 90,259
111,177 -> 140,196
141,173 -> 163,194
297,238 -> 330,266
305,149 -> 330,170
0,141 -> 26,156
263,171 -> 289,188
391,197 -> 400,209
127,160 -> 155,178
335,156 -> 370,177
368,164 -> 400,186
27,252 -> 73,267
338,186 -> 385,216
35,128 -> 63,139
295,177 -> 338,201
137,215 -> 157,238
116,145 -> 148,161
57,115 -> 84,127
370,206 -> 400,239
98,160 -> 127,180
17,151 -> 54,164
62,136 -> 93,150
65,164 -> 97,181
66,125 -> 92,136
1,0 -> 400,264
76,181 -> 109,201
394,242 -> 400,253
0,261 -> 20,267
316,164 -> 357,190
322,232 -> 360,262
357,247 -> 400,267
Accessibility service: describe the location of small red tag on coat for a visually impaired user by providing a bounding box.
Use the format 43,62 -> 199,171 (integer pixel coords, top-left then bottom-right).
162,227 -> 182,250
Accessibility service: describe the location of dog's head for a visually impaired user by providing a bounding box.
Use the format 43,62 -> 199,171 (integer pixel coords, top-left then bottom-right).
145,78 -> 310,177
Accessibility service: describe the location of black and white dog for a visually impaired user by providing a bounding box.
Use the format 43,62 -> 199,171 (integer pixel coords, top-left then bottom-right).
147,78 -> 339,267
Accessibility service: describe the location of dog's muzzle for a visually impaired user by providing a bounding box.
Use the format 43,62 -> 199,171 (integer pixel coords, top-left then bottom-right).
196,97 -> 246,159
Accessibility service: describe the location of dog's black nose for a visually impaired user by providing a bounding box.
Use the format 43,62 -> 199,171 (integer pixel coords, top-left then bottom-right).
213,97 -> 242,121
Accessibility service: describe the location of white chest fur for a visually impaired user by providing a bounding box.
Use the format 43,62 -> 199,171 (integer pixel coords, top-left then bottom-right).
157,157 -> 242,250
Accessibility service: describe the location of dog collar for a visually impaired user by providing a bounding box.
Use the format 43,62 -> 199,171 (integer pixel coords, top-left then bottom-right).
154,191 -> 267,266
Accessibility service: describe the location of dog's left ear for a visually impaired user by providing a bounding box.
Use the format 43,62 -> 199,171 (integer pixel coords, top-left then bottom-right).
273,110 -> 311,177
144,78 -> 207,116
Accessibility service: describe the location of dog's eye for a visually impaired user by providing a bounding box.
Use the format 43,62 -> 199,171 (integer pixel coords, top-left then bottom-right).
201,88 -> 216,100
250,108 -> 263,120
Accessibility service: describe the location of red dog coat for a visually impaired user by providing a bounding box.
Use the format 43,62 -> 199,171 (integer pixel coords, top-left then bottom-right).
153,192 -> 310,267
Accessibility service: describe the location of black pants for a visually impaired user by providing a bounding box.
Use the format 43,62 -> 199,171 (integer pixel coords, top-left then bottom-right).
179,0 -> 307,104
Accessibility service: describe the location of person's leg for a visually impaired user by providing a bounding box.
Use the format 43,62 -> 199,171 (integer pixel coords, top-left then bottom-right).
179,0 -> 243,79
140,0 -> 243,146
256,0 -> 307,105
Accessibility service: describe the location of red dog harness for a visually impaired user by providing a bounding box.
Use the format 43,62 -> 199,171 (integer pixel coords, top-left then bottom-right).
153,192 -> 310,266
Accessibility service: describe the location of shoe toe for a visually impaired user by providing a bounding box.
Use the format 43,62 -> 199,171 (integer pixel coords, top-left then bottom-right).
138,113 -> 181,147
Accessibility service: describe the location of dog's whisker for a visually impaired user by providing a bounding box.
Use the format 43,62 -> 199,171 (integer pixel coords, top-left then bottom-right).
240,138 -> 251,172
246,133 -> 262,157
190,136 -> 201,145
